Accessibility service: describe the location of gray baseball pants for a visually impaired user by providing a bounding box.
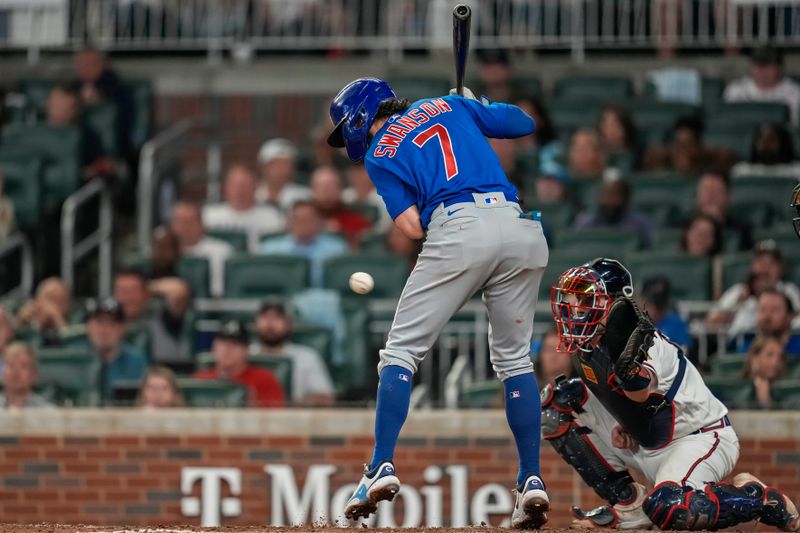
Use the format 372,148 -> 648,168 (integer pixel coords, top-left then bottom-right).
379,192 -> 549,381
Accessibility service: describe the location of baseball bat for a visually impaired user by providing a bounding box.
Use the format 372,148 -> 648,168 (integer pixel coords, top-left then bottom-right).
453,4 -> 472,96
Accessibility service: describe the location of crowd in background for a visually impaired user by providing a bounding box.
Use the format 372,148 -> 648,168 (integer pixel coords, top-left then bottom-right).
0,43 -> 799,410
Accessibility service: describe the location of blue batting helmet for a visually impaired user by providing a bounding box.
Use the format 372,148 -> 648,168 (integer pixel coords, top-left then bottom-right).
327,78 -> 396,162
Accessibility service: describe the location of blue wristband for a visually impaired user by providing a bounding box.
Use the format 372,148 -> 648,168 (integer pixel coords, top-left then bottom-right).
620,368 -> 651,392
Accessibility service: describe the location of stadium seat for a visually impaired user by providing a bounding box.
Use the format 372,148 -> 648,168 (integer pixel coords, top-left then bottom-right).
386,77 -> 450,103
570,180 -> 601,209
177,256 -> 211,298
323,254 -> 408,298
18,78 -> 55,113
721,252 -> 751,292
708,102 -> 790,130
732,177 -> 797,228
553,76 -> 633,102
771,380 -> 800,409
177,378 -> 248,407
511,77 -> 542,98
207,229 -> 249,252
651,227 -> 682,251
703,375 -> 750,406
224,255 -> 309,297
37,348 -> 101,406
336,298 -> 371,395
359,232 -> 388,254
752,227 -> 800,261
554,228 -> 641,257
349,202 -> 380,224
121,79 -> 153,150
0,124 -> 82,206
533,203 -> 574,230
0,150 -> 43,229
549,101 -> 602,139
631,178 -> 695,225
631,101 -> 700,147
626,252 -> 711,300
291,324 -> 333,368
704,125 -> 755,160
710,353 -> 747,377
196,353 -> 293,399
83,103 -> 120,157
459,380 -> 501,408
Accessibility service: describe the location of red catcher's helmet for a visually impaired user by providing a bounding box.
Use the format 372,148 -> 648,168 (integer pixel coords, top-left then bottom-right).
550,266 -> 613,353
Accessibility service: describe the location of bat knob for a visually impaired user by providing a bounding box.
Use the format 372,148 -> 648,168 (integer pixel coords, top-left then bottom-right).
454,4 -> 471,18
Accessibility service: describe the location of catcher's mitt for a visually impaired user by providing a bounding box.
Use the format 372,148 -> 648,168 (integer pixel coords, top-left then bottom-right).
605,297 -> 656,381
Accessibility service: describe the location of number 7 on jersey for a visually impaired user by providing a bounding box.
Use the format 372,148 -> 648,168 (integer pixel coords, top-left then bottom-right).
413,124 -> 459,180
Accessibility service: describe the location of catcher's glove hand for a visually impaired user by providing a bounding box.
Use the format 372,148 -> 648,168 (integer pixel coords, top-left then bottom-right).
607,297 -> 656,382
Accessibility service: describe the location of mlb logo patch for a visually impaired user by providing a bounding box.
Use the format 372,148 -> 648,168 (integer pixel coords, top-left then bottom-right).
485,196 -> 499,205
509,390 -> 521,399
399,374 -> 410,382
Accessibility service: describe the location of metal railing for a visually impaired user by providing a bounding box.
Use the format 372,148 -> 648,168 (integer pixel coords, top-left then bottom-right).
60,179 -> 113,297
137,116 -> 222,253
0,232 -> 33,299
2,0 -> 800,62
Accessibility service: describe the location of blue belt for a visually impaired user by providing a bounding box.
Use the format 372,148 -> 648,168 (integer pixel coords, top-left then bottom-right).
691,415 -> 731,435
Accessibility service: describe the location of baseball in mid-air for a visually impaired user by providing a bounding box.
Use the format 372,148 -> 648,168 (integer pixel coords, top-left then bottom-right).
349,272 -> 374,294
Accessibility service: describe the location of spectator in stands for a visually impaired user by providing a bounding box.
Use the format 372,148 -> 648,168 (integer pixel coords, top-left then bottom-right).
738,289 -> 800,354
149,226 -> 180,279
385,225 -> 422,273
45,84 -> 113,180
16,277 -> 72,346
252,300 -> 335,406
0,308 -> 14,377
260,200 -> 347,288
724,45 -> 800,126
0,343 -> 52,408
256,138 -> 310,211
0,171 -> 16,240
194,320 -> 285,408
574,176 -> 654,249
342,164 -> 391,232
146,278 -> 193,368
85,298 -> 148,403
640,276 -> 691,352
708,243 -> 800,336
533,166 -> 570,205
70,48 -> 123,108
137,366 -> 185,409
476,49 -> 512,102
533,328 -> 574,388
514,96 -> 562,164
643,116 -> 736,176
113,270 -> 154,327
203,164 -> 285,251
567,130 -> 607,180
170,201 -> 233,297
680,212 -> 723,257
743,335 -> 787,409
693,172 -> 753,251
731,123 -> 800,178
309,165 -> 371,245
597,104 -> 640,173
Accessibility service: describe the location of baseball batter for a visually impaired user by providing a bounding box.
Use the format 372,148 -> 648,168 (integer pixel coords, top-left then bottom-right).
542,257 -> 800,531
326,78 -> 549,528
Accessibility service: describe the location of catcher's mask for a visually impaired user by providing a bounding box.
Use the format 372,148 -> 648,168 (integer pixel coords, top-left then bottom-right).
550,267 -> 613,353
792,183 -> 800,239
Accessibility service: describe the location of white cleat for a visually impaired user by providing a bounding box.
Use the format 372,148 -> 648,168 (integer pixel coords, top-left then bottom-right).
343,461 -> 400,521
511,474 -> 550,529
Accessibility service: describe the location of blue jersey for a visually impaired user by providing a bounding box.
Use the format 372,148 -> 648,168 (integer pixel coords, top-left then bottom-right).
364,95 -> 536,228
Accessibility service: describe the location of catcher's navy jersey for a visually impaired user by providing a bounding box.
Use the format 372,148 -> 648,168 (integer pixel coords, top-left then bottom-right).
364,94 -> 536,228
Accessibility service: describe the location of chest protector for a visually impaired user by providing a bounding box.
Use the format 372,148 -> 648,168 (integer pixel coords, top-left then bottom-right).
572,340 -> 687,449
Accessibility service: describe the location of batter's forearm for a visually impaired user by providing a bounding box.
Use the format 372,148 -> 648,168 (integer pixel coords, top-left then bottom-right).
395,205 -> 424,240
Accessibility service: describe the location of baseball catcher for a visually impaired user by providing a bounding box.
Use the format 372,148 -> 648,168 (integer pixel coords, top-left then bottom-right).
542,257 -> 800,531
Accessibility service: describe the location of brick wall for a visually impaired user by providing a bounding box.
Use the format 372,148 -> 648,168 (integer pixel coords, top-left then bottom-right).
0,411 -> 798,527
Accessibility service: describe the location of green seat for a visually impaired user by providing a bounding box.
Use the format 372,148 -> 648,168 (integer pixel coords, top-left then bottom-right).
549,101 -> 602,138
710,353 -> 747,376
18,78 -> 55,113
631,101 -> 700,138
291,324 -> 333,368
37,348 -> 100,406
323,254 -> 408,298
732,177 -> 797,222
207,229 -> 248,252
349,202 -> 380,224
459,380 -> 501,408
386,77 -> 450,104
359,232 -> 388,254
177,256 -> 211,298
652,227 -> 683,250
703,375 -> 750,406
121,79 -> 153,150
722,252 -> 752,290
626,252 -> 711,300
224,255 -> 309,297
555,229 -> 641,256
511,77 -> 542,98
196,353 -> 293,400
631,178 -> 695,224
570,180 -> 601,209
704,125 -> 755,160
753,227 -> 800,260
554,76 -> 633,102
771,380 -> 800,409
709,102 -> 790,130
336,298 -> 370,395
0,150 -> 43,229
83,103 -> 120,157
0,124 -> 82,206
178,378 -> 248,407
533,203 -> 574,230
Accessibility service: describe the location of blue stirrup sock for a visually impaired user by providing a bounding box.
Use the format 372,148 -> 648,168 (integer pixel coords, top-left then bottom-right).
503,372 -> 542,485
369,365 -> 413,471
